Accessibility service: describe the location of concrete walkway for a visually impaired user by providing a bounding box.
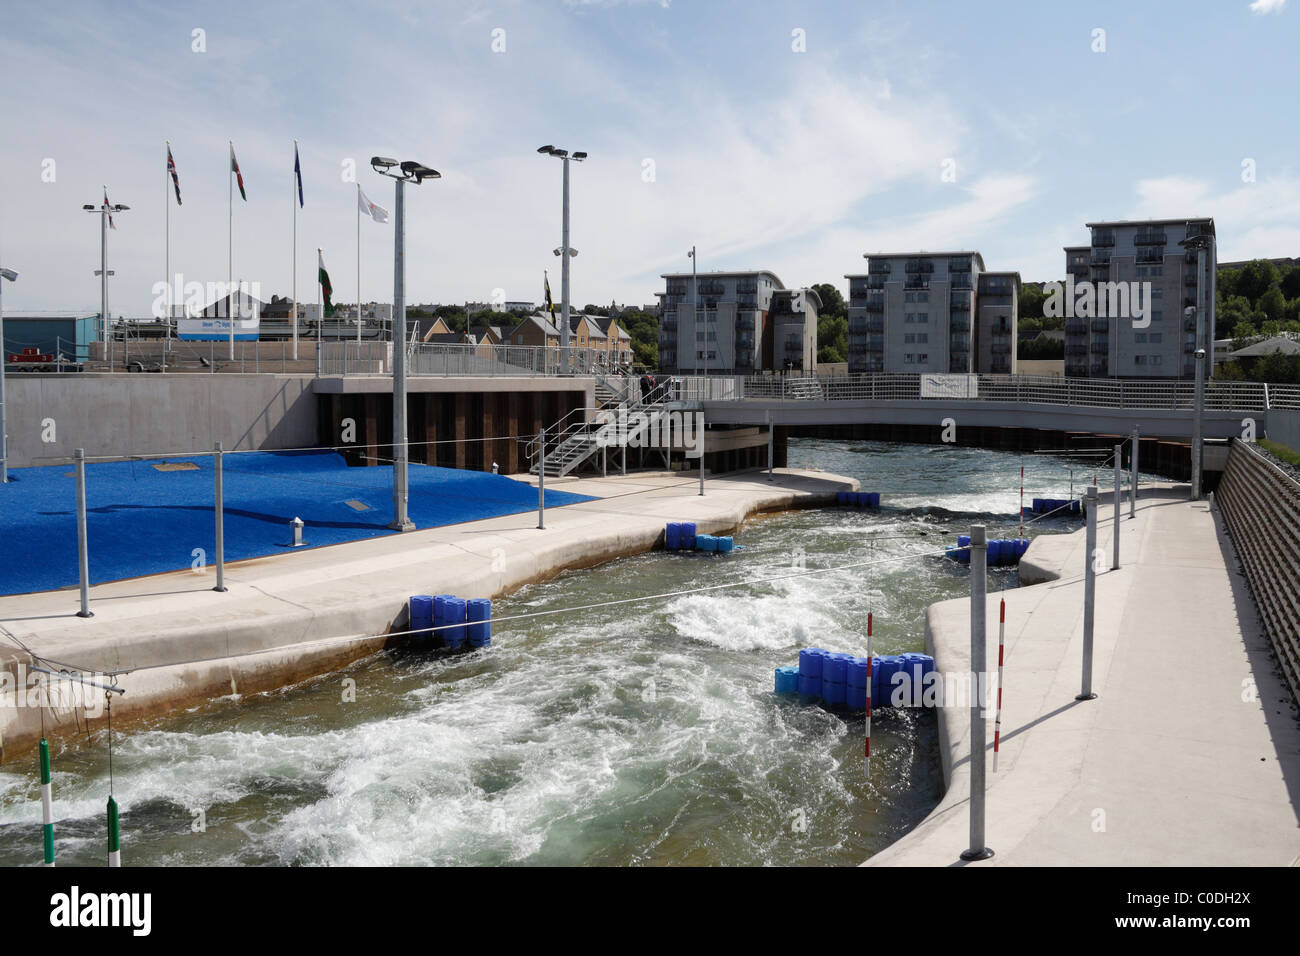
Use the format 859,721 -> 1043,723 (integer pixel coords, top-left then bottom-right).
867,486 -> 1300,866
0,468 -> 853,761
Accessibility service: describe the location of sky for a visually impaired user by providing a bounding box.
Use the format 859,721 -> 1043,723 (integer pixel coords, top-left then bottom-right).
0,0 -> 1298,317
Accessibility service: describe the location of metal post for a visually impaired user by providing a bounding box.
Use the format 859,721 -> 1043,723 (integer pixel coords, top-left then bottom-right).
39,737 -> 55,866
767,410 -> 774,481
390,178 -> 413,531
1130,426 -> 1139,518
100,209 -> 109,371
1112,444 -> 1121,571
1191,245 -> 1207,499
698,408 -> 705,496
214,442 -> 226,592
560,157 -> 571,374
537,428 -> 546,529
75,448 -> 92,617
1077,485 -> 1099,700
960,524 -> 993,861
0,267 -> 8,483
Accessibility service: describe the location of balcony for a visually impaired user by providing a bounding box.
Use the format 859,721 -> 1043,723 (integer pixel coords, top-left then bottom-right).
1090,362 -> 1109,376
950,291 -> 971,307
865,295 -> 885,312
1183,336 -> 1197,351
661,313 -> 677,330
1184,315 -> 1198,332
1091,252 -> 1112,266
1134,231 -> 1167,245
1068,260 -> 1090,275
868,261 -> 892,275
1184,273 -> 1198,287
666,283 -> 687,296
905,259 -> 935,274
949,359 -> 969,373
991,358 -> 1011,374
992,342 -> 1011,355
1184,252 -> 1198,265
697,280 -> 725,296
865,335 -> 884,351
848,343 -> 868,356
735,281 -> 757,294
949,257 -> 972,272
1091,318 -> 1110,333
905,276 -> 930,290
866,276 -> 887,290
1136,248 -> 1164,263
866,317 -> 884,333
736,353 -> 755,368
1091,339 -> 1109,354
950,335 -> 970,352
737,314 -> 754,331
736,298 -> 757,309
1066,362 -> 1089,376
848,317 -> 869,335
950,276 -> 973,291
1066,343 -> 1087,356
1066,320 -> 1087,335
950,315 -> 971,332
737,333 -> 755,349
1092,232 -> 1115,247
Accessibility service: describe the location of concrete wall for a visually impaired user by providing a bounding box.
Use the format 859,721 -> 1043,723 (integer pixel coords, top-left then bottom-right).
1266,408 -> 1300,452
5,373 -> 318,466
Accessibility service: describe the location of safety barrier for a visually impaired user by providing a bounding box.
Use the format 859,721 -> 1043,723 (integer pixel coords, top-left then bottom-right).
664,521 -> 735,554
409,594 -> 493,650
836,491 -> 881,508
776,648 -> 936,711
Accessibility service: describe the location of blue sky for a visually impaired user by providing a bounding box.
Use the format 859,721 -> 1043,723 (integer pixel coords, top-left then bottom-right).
1,0 -> 1297,316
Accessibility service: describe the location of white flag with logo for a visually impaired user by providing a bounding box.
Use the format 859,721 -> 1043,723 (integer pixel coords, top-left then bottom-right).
358,187 -> 389,224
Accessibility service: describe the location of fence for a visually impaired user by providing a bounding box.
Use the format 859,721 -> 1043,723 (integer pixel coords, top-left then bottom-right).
734,373 -> 1295,411
1215,439 -> 1300,705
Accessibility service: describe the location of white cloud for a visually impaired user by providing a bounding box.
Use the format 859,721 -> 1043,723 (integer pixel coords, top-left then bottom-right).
1249,0 -> 1286,14
1131,174 -> 1300,262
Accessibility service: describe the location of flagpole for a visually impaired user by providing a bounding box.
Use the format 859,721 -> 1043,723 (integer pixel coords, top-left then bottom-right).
356,184 -> 362,346
228,141 -> 234,360
317,247 -> 323,377
164,141 -> 170,373
292,140 -> 299,362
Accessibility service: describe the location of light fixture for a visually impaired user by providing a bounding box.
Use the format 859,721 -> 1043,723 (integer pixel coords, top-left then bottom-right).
0,268 -> 16,282
371,156 -> 398,170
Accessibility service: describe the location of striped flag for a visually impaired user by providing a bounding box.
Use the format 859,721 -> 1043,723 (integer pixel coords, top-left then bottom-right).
294,144 -> 303,208
167,145 -> 182,205
103,187 -> 116,229
544,271 -> 555,314
230,142 -> 247,201
319,250 -> 335,316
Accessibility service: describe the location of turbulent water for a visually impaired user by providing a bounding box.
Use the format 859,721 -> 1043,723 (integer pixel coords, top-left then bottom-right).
0,439 -> 1093,867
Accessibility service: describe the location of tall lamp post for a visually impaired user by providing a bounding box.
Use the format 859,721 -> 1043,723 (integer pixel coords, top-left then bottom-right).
1179,230 -> 1215,500
83,195 -> 129,371
370,157 -> 439,532
537,146 -> 586,374
0,266 -> 16,482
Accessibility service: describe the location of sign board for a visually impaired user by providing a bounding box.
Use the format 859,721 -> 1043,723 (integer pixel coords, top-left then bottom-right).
920,373 -> 978,399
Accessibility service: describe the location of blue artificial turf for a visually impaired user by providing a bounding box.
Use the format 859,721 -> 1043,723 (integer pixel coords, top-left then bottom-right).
0,450 -> 594,596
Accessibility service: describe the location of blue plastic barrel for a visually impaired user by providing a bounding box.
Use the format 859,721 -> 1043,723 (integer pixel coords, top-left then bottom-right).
871,492 -> 882,508
680,522 -> 697,550
847,658 -> 870,710
666,522 -> 681,550
799,647 -> 826,678
955,534 -> 971,564
836,491 -> 848,506
823,653 -> 849,685
716,536 -> 734,554
409,595 -> 434,644
433,594 -> 457,647
1016,538 -> 1030,557
774,665 -> 799,695
466,598 -> 492,648
876,656 -> 904,708
797,673 -> 821,698
443,597 -> 468,649
697,534 -> 718,552
898,653 -> 930,706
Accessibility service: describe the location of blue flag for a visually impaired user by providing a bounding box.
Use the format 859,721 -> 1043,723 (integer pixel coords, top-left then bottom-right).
294,144 -> 303,208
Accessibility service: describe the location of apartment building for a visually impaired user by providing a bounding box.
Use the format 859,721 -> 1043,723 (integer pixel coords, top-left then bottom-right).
1062,218 -> 1215,379
770,288 -> 821,372
656,270 -> 787,374
846,252 -> 985,373
977,271 -> 1019,375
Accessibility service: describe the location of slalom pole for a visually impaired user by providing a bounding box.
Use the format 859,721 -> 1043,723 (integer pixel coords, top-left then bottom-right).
865,612 -> 873,778
106,692 -> 120,867
993,597 -> 1006,773
39,738 -> 55,866
1018,465 -> 1024,540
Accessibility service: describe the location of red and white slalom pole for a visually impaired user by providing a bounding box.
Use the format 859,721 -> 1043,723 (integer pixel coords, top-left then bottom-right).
865,612 -> 873,778
1018,465 -> 1024,539
993,597 -> 1006,773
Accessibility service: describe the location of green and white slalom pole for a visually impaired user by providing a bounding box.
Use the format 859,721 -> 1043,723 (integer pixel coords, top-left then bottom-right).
107,796 -> 120,867
39,738 -> 55,867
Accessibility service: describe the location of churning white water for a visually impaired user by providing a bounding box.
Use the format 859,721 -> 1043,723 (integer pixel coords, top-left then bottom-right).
0,439 -> 1090,866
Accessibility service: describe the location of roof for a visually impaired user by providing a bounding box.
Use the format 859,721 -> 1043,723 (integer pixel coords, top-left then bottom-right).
772,287 -> 823,311
862,251 -> 989,272
594,316 -> 631,339
1084,217 -> 1215,230
660,269 -> 786,289
569,314 -> 607,337
1064,245 -> 1090,253
509,313 -> 561,338
1229,336 -> 1300,358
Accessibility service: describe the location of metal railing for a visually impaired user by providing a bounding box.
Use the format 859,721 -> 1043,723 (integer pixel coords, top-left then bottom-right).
1216,440 -> 1300,705
732,372 -> 1294,410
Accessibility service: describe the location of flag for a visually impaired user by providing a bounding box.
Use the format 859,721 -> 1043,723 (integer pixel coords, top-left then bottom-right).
318,251 -> 335,317
230,142 -> 247,201
357,186 -> 388,223
167,145 -> 182,205
294,144 -> 303,208
103,188 -> 116,230
544,271 -> 555,314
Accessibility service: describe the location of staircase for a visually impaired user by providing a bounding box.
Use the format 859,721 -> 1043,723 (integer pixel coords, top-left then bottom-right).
526,375 -> 677,478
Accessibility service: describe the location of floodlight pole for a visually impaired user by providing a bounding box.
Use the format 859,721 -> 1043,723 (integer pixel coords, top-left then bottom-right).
390,176 -> 413,531
561,155 -> 571,374
0,266 -> 10,483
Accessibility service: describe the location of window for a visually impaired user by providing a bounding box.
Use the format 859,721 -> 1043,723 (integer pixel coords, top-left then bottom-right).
1151,287 -> 1163,299
1135,333 -> 1147,343
1150,332 -> 1162,343
1151,354 -> 1162,366
904,353 -> 915,364
1135,355 -> 1147,366
1152,310 -> 1162,323
917,353 -> 929,363
919,313 -> 929,323
918,333 -> 929,343
905,312 -> 916,323
904,333 -> 916,344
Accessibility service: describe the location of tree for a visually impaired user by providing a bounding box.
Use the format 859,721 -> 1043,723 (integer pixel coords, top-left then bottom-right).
810,283 -> 846,319
1236,259 -> 1282,304
1252,350 -> 1300,385
1215,267 -> 1240,302
1257,285 -> 1287,323
1019,283 -> 1047,320
1231,321 -> 1256,350
816,313 -> 847,364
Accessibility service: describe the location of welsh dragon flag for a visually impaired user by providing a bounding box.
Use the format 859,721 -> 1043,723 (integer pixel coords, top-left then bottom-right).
230,142 -> 247,200
318,251 -> 335,316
